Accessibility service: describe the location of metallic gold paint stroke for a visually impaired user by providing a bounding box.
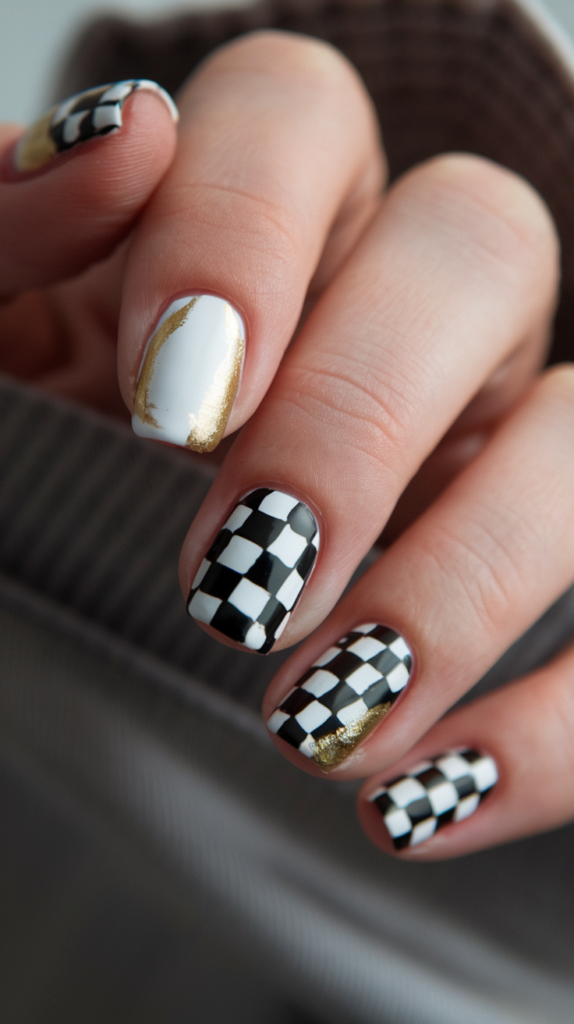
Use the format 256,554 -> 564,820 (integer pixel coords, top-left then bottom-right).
14,109 -> 58,172
311,703 -> 391,771
134,299 -> 197,428
185,304 -> 244,453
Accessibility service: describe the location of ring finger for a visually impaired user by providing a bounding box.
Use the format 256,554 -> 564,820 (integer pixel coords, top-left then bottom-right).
263,366 -> 574,778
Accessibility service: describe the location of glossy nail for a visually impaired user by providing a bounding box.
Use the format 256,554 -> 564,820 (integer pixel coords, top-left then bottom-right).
132,295 -> 245,453
14,79 -> 178,173
370,749 -> 498,849
267,624 -> 412,770
188,488 -> 319,653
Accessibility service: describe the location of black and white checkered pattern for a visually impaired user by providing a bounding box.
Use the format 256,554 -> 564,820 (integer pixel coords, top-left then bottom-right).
267,624 -> 412,759
48,80 -> 175,155
371,749 -> 498,849
187,488 -> 319,654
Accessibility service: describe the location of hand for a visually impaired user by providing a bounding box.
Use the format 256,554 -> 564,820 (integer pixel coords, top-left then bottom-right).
3,32 -> 570,861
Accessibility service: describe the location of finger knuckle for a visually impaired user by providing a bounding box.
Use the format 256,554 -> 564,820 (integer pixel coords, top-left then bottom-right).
220,30 -> 360,91
279,353 -> 416,472
421,515 -> 533,638
397,154 -> 559,299
165,180 -> 301,286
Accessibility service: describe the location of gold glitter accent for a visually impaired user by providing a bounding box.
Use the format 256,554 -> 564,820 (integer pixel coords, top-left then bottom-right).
185,303 -> 244,453
133,299 -> 197,427
14,108 -> 58,171
311,703 -> 392,771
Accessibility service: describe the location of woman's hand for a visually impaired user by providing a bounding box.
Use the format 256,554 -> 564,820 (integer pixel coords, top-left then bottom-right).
2,31 -> 570,861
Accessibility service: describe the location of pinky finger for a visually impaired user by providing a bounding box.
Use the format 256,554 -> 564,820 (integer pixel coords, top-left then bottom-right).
358,642 -> 574,859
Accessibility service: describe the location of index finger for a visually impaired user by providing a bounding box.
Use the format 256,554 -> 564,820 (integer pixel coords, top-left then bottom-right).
120,30 -> 385,452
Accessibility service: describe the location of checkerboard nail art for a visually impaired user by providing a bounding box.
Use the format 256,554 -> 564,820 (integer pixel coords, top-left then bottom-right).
14,79 -> 178,173
370,749 -> 498,849
187,489 -> 319,654
267,624 -> 412,770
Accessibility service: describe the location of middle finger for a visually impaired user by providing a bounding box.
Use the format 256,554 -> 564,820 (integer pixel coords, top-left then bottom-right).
182,154 -> 558,653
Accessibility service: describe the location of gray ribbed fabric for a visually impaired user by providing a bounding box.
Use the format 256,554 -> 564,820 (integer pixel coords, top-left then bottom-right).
0,377 -> 295,711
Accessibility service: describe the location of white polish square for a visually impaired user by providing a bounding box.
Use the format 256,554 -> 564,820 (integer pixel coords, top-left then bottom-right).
389,635 -> 411,660
191,558 -> 210,590
386,662 -> 410,693
93,105 -> 122,131
453,793 -> 480,822
469,756 -> 498,792
435,754 -> 470,781
101,82 -> 134,102
336,698 -> 369,727
223,505 -> 252,533
295,701 -> 332,732
63,111 -> 88,144
258,491 -> 299,520
267,709 -> 290,733
275,569 -> 304,610
217,535 -> 262,574
244,621 -> 268,650
426,779 -> 459,816
188,590 -> 221,624
347,636 -> 385,661
345,662 -> 383,695
410,817 -> 437,846
228,578 -> 270,619
388,776 -> 427,808
302,669 -> 339,698
384,806 -> 413,839
267,525 -> 307,567
313,646 -> 341,667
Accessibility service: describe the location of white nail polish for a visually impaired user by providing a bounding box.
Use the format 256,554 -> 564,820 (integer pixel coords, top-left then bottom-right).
132,295 -> 245,453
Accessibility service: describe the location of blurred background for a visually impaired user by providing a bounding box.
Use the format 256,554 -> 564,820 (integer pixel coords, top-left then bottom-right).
0,0 -> 573,123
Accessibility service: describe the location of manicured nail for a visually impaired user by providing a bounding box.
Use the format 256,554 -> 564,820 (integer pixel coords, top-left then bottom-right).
188,488 -> 319,653
267,624 -> 412,770
370,749 -> 498,849
132,295 -> 245,453
14,79 -> 178,173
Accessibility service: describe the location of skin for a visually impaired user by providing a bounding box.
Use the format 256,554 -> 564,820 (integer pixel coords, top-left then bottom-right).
2,30 -> 572,861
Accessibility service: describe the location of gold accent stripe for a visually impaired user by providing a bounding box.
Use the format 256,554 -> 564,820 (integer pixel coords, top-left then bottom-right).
134,299 -> 197,427
14,108 -> 58,172
311,702 -> 391,771
185,304 -> 244,453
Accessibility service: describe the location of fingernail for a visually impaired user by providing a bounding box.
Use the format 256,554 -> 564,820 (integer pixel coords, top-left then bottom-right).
369,749 -> 498,849
188,488 -> 319,653
14,79 -> 178,173
132,295 -> 245,453
267,624 -> 412,770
